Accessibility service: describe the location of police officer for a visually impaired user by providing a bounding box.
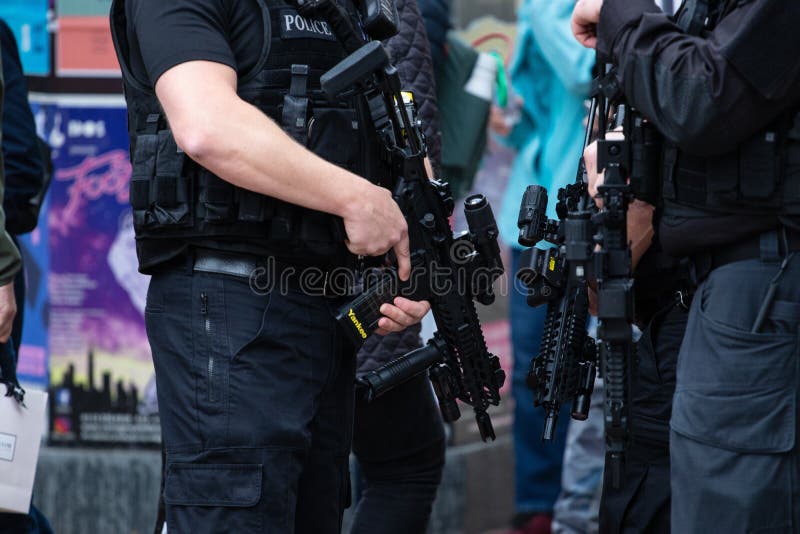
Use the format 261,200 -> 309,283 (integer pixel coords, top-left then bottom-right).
572,0 -> 800,531
110,1 -> 430,532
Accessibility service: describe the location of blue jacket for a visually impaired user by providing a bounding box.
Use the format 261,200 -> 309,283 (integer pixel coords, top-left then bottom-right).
1,19 -> 45,236
497,0 -> 594,249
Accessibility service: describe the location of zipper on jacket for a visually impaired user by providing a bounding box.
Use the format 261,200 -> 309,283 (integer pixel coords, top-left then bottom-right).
200,292 -> 216,402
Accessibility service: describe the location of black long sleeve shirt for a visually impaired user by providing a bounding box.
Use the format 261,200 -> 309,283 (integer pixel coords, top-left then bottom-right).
597,0 -> 800,256
598,0 -> 800,156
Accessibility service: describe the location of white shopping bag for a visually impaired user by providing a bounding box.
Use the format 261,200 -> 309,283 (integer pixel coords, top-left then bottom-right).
0,388 -> 48,514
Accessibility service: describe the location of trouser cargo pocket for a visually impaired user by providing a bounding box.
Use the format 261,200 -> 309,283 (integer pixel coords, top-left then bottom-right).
165,463 -> 263,534
670,265 -> 800,533
672,292 -> 798,453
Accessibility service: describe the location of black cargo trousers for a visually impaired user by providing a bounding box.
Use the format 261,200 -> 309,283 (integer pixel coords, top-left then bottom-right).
671,230 -> 800,533
600,298 -> 689,534
145,257 -> 356,534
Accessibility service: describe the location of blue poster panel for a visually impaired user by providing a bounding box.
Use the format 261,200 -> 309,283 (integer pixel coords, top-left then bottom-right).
0,1 -> 50,76
30,94 -> 159,447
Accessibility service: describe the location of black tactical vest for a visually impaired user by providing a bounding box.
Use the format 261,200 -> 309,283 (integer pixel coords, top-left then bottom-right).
110,0 -> 380,270
663,0 -> 800,218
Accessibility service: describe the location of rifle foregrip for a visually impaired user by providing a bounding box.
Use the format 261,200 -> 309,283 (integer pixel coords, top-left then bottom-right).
356,340 -> 445,402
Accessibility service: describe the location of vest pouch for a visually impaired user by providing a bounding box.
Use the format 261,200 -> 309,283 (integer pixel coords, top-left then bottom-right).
268,200 -> 297,244
307,107 -> 361,173
675,152 -> 713,206
152,130 -> 193,227
199,170 -> 235,223
130,133 -> 158,230
236,188 -> 272,223
704,154 -> 739,206
782,140 -> 800,211
737,130 -> 780,203
296,209 -> 344,257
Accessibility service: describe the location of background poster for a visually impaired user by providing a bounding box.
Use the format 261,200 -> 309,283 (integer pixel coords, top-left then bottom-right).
29,94 -> 158,446
0,0 -> 51,76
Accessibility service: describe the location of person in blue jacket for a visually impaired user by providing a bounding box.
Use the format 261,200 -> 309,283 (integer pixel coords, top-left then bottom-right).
490,1 -> 594,532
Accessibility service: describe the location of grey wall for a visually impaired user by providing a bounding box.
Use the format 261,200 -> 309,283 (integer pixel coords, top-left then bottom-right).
35,448 -> 162,534
36,435 -> 513,534
453,0 -> 517,27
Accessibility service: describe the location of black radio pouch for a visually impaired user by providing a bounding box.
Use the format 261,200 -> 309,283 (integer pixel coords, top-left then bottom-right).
359,0 -> 399,40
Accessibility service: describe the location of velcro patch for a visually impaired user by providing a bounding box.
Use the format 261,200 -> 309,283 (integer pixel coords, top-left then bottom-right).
279,9 -> 336,41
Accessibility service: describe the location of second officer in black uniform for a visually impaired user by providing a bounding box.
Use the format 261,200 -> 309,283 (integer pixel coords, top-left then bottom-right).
572,0 -> 800,531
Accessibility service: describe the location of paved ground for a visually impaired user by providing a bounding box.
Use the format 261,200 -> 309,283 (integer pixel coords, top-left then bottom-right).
34,428 -> 515,534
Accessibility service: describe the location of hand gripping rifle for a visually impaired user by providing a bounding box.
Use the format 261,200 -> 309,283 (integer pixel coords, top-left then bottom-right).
300,0 -> 506,441
515,97 -> 599,442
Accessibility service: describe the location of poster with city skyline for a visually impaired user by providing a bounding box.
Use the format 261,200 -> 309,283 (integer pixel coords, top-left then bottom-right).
31,94 -> 159,446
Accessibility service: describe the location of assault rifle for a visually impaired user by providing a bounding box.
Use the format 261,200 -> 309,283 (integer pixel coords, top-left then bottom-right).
515,98 -> 599,442
517,66 -> 646,485
301,0 -> 506,441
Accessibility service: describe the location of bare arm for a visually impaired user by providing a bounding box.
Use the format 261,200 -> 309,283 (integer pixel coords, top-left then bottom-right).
155,60 -> 412,278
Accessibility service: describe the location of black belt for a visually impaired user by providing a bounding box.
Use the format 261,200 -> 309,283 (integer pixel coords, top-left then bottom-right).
192,249 -> 357,297
193,251 -> 263,279
692,227 -> 800,282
